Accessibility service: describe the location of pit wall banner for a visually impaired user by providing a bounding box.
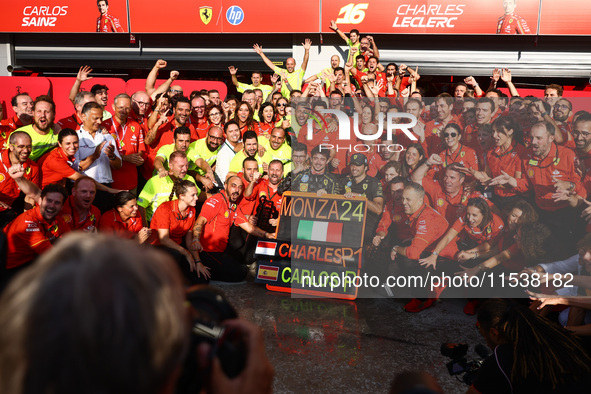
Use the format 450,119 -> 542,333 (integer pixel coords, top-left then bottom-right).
0,1 -> 590,35
321,0 -> 540,35
0,0 -> 129,33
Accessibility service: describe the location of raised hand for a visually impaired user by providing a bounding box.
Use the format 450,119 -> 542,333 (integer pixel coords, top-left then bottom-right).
77,65 -> 93,82
501,68 -> 512,83
491,68 -> 501,82
253,43 -> 263,55
464,76 -> 477,87
228,66 -> 238,75
302,38 -> 312,50
329,20 -> 338,30
154,59 -> 167,69
170,70 -> 179,80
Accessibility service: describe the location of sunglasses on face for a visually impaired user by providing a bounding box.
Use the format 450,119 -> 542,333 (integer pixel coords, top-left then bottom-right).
444,132 -> 458,138
277,103 -> 287,107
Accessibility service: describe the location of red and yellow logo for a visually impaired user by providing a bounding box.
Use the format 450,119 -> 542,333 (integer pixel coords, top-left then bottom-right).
62,214 -> 72,223
437,198 -> 445,207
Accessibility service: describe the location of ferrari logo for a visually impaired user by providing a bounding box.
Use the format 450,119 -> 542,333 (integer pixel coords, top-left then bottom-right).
200,6 -> 213,25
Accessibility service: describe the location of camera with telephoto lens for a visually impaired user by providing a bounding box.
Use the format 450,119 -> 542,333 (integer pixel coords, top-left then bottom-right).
175,286 -> 247,394
441,343 -> 489,385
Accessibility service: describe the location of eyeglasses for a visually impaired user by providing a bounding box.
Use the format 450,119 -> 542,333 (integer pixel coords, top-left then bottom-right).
169,89 -> 183,94
277,103 -> 288,107
133,100 -> 150,107
209,112 -> 222,116
444,132 -> 458,138
208,135 -> 224,141
193,106 -> 205,110
553,104 -> 570,110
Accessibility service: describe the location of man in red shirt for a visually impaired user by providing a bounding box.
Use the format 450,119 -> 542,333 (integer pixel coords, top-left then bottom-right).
56,92 -> 96,132
424,94 -> 461,155
412,160 -> 492,226
96,0 -> 124,32
102,93 -> 146,193
464,98 -> 495,150
189,175 -> 271,282
190,96 -> 209,139
244,160 -> 284,232
0,93 -> 33,146
58,177 -> 101,232
496,0 -> 531,34
145,97 -> 197,179
0,132 -> 40,226
388,182 -> 448,310
2,184 -> 70,288
491,121 -> 585,253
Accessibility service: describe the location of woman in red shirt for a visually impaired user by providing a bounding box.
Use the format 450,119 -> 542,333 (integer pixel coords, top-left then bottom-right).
235,101 -> 256,135
206,103 -> 224,132
256,102 -> 275,136
419,197 -> 505,270
150,180 -> 210,284
99,191 -> 151,243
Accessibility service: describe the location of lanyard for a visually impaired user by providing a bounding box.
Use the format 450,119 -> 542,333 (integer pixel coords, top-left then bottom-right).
529,144 -> 559,169
405,205 -> 426,226
115,120 -> 128,150
445,144 -> 464,167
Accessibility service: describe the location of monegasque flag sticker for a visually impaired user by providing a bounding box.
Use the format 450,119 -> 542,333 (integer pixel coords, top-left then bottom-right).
255,241 -> 277,256
257,265 -> 279,281
297,220 -> 343,243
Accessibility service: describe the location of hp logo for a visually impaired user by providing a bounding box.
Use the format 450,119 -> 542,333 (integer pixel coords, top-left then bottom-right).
226,5 -> 244,25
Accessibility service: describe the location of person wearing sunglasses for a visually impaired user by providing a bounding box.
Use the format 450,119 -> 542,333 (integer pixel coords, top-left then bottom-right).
435,123 -> 479,176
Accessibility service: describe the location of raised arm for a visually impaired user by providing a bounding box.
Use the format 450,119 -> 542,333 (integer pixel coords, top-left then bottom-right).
228,66 -> 240,88
253,44 -> 277,72
69,65 -> 93,105
329,20 -> 350,43
151,70 -> 179,102
464,76 -> 483,97
411,154 -> 443,184
145,59 -> 168,97
301,38 -> 312,73
367,35 -> 380,59
7,164 -> 42,205
501,68 -> 520,97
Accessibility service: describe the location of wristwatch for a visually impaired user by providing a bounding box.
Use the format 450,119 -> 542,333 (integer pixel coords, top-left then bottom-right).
432,251 -> 439,256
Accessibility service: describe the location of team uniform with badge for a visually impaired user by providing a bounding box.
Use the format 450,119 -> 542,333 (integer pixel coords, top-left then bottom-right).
341,173 -> 383,244
99,208 -> 144,239
137,174 -> 197,223
497,13 -> 531,34
96,13 -> 124,32
103,117 -> 145,191
38,147 -> 77,188
58,196 -> 101,232
292,169 -> 340,194
0,149 -> 40,212
439,213 -> 505,259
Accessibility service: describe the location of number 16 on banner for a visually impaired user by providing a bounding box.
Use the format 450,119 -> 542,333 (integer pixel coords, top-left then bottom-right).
335,3 -> 369,24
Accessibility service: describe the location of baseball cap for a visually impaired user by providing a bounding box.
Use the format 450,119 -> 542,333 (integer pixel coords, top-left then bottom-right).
91,84 -> 109,94
349,153 -> 368,166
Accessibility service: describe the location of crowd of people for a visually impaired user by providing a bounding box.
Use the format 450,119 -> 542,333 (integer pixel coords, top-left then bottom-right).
1,26 -> 591,392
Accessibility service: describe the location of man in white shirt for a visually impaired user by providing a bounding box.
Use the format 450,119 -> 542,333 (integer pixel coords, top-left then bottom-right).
76,101 -> 122,212
215,120 -> 241,182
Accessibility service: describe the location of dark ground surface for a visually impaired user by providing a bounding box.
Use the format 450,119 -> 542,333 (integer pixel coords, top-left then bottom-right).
212,280 -> 486,394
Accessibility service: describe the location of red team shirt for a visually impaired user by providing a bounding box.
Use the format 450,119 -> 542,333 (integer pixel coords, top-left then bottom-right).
97,14 -> 124,32
497,13 -> 531,34
150,200 -> 197,245
3,206 -> 70,269
486,142 -> 527,198
99,208 -> 144,239
103,117 -> 146,190
0,150 -> 40,211
199,192 -> 247,253
440,213 -> 505,259
403,203 -> 449,260
56,113 -> 84,132
39,148 -> 77,188
59,196 -> 101,232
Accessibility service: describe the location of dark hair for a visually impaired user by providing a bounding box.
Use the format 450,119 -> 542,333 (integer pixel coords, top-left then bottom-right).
478,97 -> 496,113
173,126 -> 191,140
466,197 -> 492,230
477,298 -> 591,389
205,103 -> 223,123
493,116 -> 523,144
382,161 -> 402,177
389,176 -> 407,186
224,120 -> 240,134
531,120 -> 555,136
82,101 -> 102,115
242,156 -> 258,169
441,123 -> 463,141
58,128 -> 78,143
507,199 -> 538,227
333,67 -> 345,75
402,142 -> 426,177
208,89 -> 219,95
169,179 -> 197,201
113,191 -> 137,208
310,145 -> 330,160
292,142 -> 307,154
435,93 -> 453,106
174,96 -> 190,109
242,130 -> 258,143
445,163 -> 466,179
269,159 -> 283,170
97,0 -> 108,5
518,222 -> 552,262
41,183 -> 68,201
404,98 -> 423,110
574,112 -> 591,127
258,102 -> 276,123
236,101 -> 255,130
11,92 -> 31,107
350,29 -> 360,35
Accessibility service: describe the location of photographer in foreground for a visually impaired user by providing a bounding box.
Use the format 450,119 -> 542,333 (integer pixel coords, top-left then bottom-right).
468,298 -> 591,394
0,234 -> 274,394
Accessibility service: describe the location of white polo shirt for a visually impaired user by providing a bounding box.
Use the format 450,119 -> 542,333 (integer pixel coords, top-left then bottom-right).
76,126 -> 121,184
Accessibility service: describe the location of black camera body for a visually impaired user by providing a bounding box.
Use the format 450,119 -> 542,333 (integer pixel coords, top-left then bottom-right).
441,343 -> 488,386
176,286 -> 247,394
